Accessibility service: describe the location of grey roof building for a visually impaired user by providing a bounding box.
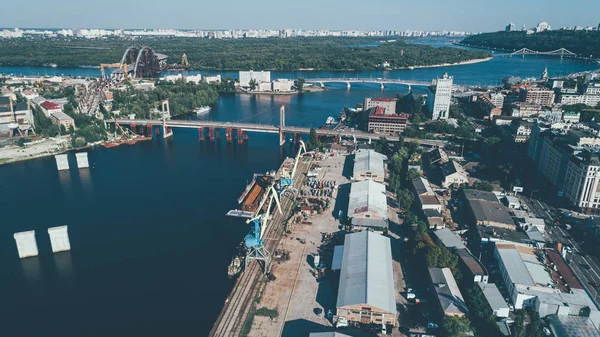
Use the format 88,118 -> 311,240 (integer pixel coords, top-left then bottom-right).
348,179 -> 387,220
433,228 -> 466,250
337,231 -> 396,325
478,282 -> 510,318
353,150 -> 387,183
428,267 -> 469,317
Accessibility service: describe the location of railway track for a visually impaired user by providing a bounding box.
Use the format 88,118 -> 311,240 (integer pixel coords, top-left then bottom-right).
210,159 -> 311,337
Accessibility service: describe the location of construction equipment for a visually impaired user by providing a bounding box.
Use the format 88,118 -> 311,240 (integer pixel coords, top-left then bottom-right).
181,54 -> 190,68
112,117 -> 136,140
100,63 -> 128,79
319,172 -> 327,189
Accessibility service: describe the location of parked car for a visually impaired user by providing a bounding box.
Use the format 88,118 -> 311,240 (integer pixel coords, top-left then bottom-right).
427,322 -> 439,329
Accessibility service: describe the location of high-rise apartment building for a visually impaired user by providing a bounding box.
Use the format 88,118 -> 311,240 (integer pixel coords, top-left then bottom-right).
427,72 -> 453,120
239,71 -> 271,87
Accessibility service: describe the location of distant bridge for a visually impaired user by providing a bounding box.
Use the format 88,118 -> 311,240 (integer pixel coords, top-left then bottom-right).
305,78 -> 433,89
107,46 -> 168,79
494,48 -> 577,58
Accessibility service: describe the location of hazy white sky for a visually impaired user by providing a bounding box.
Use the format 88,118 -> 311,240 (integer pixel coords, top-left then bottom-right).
3,0 -> 600,32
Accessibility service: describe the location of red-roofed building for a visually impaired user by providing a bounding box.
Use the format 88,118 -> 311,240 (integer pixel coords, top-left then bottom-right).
368,108 -> 409,135
364,97 -> 397,115
40,101 -> 62,117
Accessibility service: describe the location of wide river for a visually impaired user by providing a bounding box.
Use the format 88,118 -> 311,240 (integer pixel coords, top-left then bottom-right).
0,41 -> 598,336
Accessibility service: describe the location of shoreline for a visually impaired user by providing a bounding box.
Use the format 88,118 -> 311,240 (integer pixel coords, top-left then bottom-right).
396,56 -> 494,70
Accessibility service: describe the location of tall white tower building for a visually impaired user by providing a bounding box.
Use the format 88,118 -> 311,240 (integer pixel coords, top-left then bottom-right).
427,72 -> 453,120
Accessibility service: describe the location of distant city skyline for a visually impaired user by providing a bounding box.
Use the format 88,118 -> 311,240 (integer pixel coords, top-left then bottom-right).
3,0 -> 600,32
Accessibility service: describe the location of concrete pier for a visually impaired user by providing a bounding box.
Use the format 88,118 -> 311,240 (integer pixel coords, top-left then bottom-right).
48,226 -> 71,253
14,230 -> 38,258
55,154 -> 69,171
75,152 -> 89,169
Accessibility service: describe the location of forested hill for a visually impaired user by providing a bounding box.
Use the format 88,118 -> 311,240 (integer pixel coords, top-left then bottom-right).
0,37 -> 489,71
461,30 -> 600,57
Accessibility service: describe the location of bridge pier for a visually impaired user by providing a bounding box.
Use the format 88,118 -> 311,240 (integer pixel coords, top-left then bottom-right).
380,83 -> 384,90
226,127 -> 232,143
279,105 -> 286,146
319,82 -> 324,88
146,124 -> 152,137
237,129 -> 244,145
163,126 -> 173,139
346,82 -> 351,89
209,126 -> 215,142
198,127 -> 205,142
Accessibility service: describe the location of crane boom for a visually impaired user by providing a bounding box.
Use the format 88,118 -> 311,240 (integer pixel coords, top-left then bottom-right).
290,140 -> 307,179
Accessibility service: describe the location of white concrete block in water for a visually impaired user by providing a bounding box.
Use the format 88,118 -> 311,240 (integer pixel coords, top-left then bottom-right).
14,231 -> 39,258
75,152 -> 89,169
48,225 -> 71,253
55,154 -> 69,171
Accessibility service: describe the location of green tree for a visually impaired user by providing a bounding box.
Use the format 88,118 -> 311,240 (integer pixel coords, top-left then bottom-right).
444,316 -> 471,337
472,180 -> 494,192
406,168 -> 422,182
297,77 -> 305,93
306,128 -> 322,151
526,310 -> 543,337
514,310 -> 526,337
374,137 -> 389,154
396,188 -> 414,210
249,79 -> 258,91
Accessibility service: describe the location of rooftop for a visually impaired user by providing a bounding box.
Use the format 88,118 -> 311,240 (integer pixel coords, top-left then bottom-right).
429,267 -> 469,316
51,111 -> 74,122
458,249 -> 487,276
337,231 -> 396,315
496,244 -> 552,287
467,199 -> 514,226
547,314 -> 600,337
370,97 -> 396,102
40,101 -> 61,110
423,209 -> 443,218
463,189 -> 500,202
348,179 -> 388,219
546,249 -> 583,289
477,282 -> 508,311
350,217 -> 388,229
353,149 -> 387,176
441,160 -> 467,178
412,176 -> 434,196
433,228 -> 466,250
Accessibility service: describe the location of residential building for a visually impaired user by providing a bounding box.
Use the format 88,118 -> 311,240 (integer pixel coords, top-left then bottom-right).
336,231 -> 396,327
585,82 -> 600,95
204,75 -> 221,84
462,189 -> 514,229
511,120 -> 533,143
363,97 -> 397,115
478,282 -> 510,318
424,209 -> 444,229
50,111 -> 75,130
272,79 -> 293,92
162,74 -> 183,82
40,101 -> 62,117
185,74 -> 202,84
494,244 -> 596,318
411,177 -> 442,213
562,111 -> 580,123
490,92 -> 505,107
239,71 -> 271,87
476,94 -> 502,120
427,72 -> 453,120
520,87 -> 555,106
348,179 -> 388,230
367,108 -> 408,135
353,150 -> 387,183
428,267 -> 469,317
428,148 -> 449,165
535,21 -> 551,32
505,23 -> 516,31
440,160 -> 469,187
256,81 -> 271,92
563,151 -> 600,213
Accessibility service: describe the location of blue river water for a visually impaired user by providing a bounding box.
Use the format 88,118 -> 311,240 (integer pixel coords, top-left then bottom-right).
0,44 -> 598,337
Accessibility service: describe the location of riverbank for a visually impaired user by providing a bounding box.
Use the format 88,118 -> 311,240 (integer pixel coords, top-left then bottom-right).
398,56 -> 494,70
0,137 -> 69,165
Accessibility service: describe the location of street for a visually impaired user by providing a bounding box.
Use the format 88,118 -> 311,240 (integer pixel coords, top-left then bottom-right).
523,196 -> 600,309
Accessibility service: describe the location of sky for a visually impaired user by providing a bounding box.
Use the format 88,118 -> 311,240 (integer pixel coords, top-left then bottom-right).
3,0 -> 600,32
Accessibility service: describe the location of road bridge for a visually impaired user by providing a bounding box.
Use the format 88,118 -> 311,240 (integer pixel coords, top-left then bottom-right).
304,77 -> 432,89
110,117 -> 446,147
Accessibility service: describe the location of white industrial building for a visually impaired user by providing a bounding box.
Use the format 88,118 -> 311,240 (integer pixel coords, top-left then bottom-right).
239,71 -> 271,87
427,72 -> 453,120
348,179 -> 388,230
336,231 -> 396,326
352,149 -> 387,183
272,79 -> 293,92
14,230 -> 39,258
48,226 -> 71,253
494,244 -> 596,318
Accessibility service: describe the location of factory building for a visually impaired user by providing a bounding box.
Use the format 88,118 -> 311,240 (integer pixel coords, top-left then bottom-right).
347,179 -> 388,231
336,231 -> 396,327
352,149 -> 387,183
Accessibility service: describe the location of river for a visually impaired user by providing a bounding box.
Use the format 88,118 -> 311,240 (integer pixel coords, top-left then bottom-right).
0,42 -> 598,337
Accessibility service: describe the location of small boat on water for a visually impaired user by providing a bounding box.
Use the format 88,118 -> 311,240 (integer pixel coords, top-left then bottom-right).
228,256 -> 242,278
194,106 -> 211,115
326,116 -> 336,125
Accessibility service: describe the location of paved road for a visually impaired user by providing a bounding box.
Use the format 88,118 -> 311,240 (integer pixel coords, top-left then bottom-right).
523,197 -> 600,309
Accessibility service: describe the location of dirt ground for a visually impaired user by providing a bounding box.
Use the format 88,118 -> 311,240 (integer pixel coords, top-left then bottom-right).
249,154 -> 350,337
0,137 -> 69,164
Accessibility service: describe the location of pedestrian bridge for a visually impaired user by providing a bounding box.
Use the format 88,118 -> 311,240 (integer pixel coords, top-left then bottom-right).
305,78 -> 432,89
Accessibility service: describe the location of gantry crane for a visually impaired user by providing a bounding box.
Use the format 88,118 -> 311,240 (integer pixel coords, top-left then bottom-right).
279,140 -> 307,190
244,184 -> 283,274
100,63 -> 129,80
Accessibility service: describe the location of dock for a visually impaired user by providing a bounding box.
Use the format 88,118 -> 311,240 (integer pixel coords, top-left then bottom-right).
209,157 -> 311,337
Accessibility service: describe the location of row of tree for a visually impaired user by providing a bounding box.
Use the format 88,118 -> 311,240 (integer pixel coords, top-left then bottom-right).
0,36 -> 490,71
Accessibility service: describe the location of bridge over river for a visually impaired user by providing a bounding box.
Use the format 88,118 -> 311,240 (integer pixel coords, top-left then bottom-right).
304,77 -> 433,89
110,118 -> 446,147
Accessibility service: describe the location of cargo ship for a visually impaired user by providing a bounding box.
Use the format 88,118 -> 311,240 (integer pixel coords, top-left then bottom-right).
226,172 -> 275,218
